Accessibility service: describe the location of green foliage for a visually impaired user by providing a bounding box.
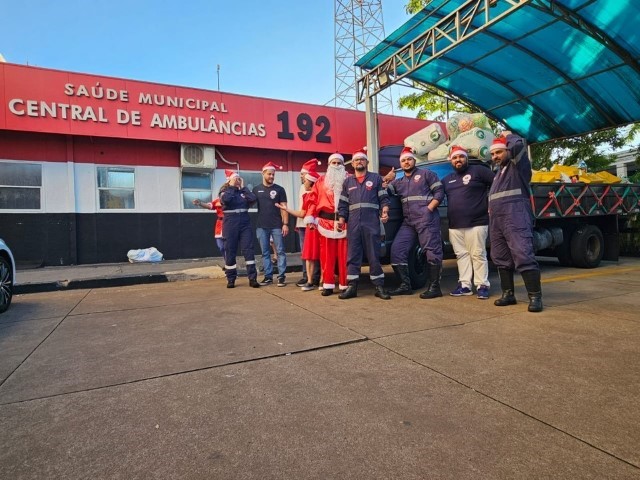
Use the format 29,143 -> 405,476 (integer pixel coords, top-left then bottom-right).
529,128 -> 639,171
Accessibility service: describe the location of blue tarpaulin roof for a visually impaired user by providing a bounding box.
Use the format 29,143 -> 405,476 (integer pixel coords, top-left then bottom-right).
356,0 -> 640,143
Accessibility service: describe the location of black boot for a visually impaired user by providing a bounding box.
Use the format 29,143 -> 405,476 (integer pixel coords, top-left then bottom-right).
420,262 -> 443,299
522,269 -> 543,312
389,265 -> 412,295
339,281 -> 358,299
321,288 -> 334,297
494,268 -> 517,306
374,285 -> 391,300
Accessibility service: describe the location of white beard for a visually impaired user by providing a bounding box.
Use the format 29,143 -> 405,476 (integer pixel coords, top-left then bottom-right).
325,165 -> 346,211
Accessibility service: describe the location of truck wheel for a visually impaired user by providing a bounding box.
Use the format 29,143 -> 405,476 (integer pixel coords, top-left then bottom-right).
570,224 -> 604,268
408,244 -> 428,289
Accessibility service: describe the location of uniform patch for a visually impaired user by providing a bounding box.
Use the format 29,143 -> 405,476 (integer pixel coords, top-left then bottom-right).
414,175 -> 422,182
462,174 -> 471,185
269,190 -> 277,199
365,180 -> 373,190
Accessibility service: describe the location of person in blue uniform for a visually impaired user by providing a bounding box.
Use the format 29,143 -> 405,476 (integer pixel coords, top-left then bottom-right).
442,145 -> 494,300
488,133 -> 543,312
219,169 -> 260,289
383,146 -> 445,299
337,147 -> 391,300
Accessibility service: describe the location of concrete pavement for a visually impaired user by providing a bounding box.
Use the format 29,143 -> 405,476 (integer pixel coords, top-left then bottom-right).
1,258 -> 639,478
14,254 -> 304,294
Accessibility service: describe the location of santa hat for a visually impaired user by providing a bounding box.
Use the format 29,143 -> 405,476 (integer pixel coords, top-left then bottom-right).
328,152 -> 345,164
304,170 -> 320,183
262,161 -> 283,172
449,145 -> 468,159
352,147 -> 368,162
225,169 -> 239,181
399,146 -> 416,161
490,137 -> 508,153
301,158 -> 321,174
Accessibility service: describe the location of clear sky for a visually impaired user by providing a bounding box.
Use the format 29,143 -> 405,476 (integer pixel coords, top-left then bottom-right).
1,0 -> 415,114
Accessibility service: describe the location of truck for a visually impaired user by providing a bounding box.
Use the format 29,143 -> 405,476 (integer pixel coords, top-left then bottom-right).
355,1 -> 640,289
378,145 -> 640,289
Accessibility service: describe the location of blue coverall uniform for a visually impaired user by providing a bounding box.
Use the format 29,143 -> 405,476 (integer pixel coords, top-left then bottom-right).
488,134 -> 538,273
338,172 -> 390,287
388,167 -> 445,266
220,185 -> 258,283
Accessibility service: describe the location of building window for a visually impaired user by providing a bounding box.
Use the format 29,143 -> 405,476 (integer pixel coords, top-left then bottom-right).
97,167 -> 135,209
0,162 -> 42,210
182,171 -> 213,209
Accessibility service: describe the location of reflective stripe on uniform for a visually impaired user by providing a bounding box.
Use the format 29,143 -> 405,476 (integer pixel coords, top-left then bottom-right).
430,181 -> 442,191
245,260 -> 255,265
401,195 -> 428,203
346,274 -> 359,281
348,202 -> 379,211
369,273 -> 385,280
489,188 -> 522,202
225,208 -> 248,213
226,264 -> 237,269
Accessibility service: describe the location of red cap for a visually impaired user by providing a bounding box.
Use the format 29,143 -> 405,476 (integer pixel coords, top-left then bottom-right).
305,170 -> 320,183
490,137 -> 508,153
399,146 -> 416,161
301,158 -> 321,174
352,146 -> 367,162
225,169 -> 239,181
262,161 -> 283,172
449,145 -> 468,159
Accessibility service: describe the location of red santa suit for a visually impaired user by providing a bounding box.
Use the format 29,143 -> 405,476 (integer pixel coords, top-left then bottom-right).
306,174 -> 348,291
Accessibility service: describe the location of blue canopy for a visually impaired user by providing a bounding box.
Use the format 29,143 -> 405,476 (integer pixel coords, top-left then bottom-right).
356,0 -> 640,143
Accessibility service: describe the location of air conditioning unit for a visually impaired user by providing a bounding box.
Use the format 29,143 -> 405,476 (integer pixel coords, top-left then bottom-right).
180,144 -> 216,170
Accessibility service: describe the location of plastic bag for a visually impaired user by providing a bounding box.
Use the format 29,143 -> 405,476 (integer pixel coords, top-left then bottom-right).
127,247 -> 164,263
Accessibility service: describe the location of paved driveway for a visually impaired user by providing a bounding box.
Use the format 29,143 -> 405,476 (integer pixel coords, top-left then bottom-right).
1,259 -> 639,479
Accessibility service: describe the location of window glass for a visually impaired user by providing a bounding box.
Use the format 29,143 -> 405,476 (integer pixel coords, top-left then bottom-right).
182,171 -> 212,209
0,163 -> 42,186
97,167 -> 135,209
0,163 -> 42,209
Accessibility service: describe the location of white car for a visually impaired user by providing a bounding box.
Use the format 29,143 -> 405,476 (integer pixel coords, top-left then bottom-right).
0,238 -> 15,313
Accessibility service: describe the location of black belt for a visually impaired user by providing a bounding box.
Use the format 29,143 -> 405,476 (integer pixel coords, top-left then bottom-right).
318,211 -> 339,221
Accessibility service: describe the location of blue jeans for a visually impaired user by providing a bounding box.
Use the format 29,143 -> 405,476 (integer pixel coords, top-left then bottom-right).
256,228 -> 287,279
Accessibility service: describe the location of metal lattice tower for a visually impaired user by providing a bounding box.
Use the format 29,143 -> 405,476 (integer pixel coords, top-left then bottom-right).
334,0 -> 393,113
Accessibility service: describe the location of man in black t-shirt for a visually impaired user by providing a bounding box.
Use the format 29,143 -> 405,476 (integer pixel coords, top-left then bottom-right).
253,162 -> 289,286
442,146 -> 495,300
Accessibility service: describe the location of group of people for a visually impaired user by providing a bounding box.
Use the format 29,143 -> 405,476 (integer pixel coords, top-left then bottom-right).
197,130 -> 543,313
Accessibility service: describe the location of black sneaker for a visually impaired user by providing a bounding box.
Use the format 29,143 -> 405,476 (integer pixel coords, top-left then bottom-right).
296,277 -> 307,287
259,277 -> 273,286
227,281 -> 235,289
249,279 -> 260,288
277,277 -> 286,287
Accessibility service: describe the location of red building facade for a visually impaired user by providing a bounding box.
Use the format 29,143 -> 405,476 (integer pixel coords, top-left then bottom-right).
0,63 -> 437,266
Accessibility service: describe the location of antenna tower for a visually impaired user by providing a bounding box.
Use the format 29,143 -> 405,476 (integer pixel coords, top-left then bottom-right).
334,0 -> 393,113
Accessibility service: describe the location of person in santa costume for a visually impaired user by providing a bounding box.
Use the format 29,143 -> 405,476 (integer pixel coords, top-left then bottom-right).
275,161 -> 321,292
337,147 -> 391,300
192,196 -> 225,262
383,146 -> 445,299
219,169 -> 260,289
306,152 -> 349,296
488,133 -> 543,312
295,158 -> 322,288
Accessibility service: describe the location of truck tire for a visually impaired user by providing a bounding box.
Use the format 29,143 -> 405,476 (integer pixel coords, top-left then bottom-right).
570,224 -> 604,268
408,244 -> 428,289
